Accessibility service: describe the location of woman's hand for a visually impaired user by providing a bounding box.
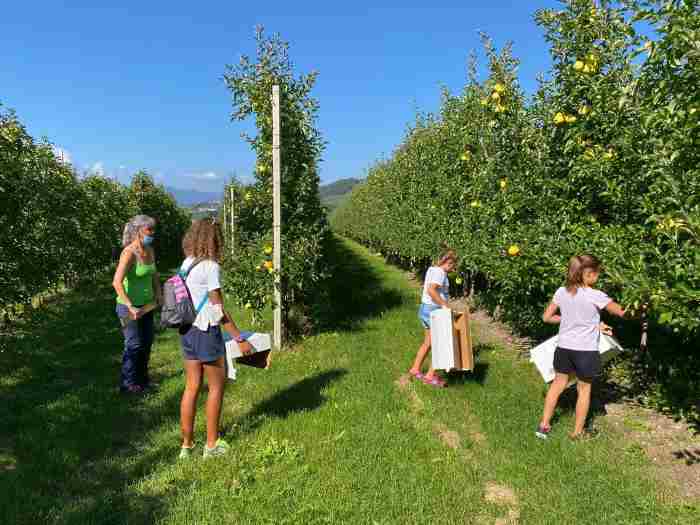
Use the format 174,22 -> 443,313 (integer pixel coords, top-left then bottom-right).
599,322 -> 613,336
128,305 -> 142,320
238,341 -> 254,355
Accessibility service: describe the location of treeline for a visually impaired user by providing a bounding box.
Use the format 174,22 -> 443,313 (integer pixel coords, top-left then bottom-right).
0,106 -> 190,312
333,1 -> 698,416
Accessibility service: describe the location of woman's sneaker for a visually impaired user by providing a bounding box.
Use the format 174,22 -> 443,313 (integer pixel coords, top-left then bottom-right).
203,438 -> 230,459
178,445 -> 195,460
535,424 -> 551,440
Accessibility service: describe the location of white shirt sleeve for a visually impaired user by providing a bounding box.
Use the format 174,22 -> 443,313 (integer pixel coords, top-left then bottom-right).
426,267 -> 444,286
552,287 -> 565,306
207,262 -> 222,292
591,289 -> 612,310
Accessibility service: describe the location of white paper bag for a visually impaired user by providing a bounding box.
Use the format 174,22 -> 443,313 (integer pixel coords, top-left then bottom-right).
430,307 -> 477,372
529,333 -> 624,383
224,332 -> 272,381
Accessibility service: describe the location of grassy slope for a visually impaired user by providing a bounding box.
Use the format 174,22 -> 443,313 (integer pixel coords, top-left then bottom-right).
1,238 -> 697,524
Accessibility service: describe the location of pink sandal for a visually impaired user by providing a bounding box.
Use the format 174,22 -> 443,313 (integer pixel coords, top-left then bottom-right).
422,375 -> 447,388
409,370 -> 425,381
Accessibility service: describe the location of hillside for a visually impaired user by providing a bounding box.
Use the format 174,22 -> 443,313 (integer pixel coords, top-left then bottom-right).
319,177 -> 361,211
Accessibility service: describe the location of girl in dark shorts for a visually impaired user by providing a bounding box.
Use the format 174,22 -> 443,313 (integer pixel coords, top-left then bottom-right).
178,220 -> 252,459
536,255 -> 626,440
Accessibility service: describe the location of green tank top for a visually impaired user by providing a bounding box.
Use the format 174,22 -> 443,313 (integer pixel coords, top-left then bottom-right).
117,259 -> 156,306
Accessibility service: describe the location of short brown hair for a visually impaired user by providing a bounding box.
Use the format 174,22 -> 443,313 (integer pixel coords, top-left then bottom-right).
566,254 -> 601,294
182,219 -> 223,261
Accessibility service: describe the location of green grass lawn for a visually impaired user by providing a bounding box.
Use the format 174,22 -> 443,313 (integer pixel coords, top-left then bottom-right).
1,237 -> 697,524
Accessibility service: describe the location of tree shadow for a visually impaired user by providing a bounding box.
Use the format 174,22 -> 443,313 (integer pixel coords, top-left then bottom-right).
225,369 -> 347,437
0,280 -> 182,524
672,448 -> 700,466
314,236 -> 405,333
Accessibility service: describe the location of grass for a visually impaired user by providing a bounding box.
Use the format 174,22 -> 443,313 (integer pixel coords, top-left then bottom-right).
1,236 -> 698,524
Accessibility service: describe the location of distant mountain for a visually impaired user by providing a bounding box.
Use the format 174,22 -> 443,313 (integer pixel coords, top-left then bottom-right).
166,186 -> 222,207
319,178 -> 361,211
166,179 -> 360,211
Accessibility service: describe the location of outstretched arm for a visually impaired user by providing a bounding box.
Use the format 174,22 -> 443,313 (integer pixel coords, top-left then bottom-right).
605,301 -> 626,318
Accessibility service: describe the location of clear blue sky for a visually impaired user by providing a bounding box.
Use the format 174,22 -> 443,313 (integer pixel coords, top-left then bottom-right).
1,1 -> 562,193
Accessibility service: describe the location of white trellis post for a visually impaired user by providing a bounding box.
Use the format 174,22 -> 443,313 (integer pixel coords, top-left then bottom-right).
229,185 -> 235,255
272,85 -> 282,349
222,186 -> 227,240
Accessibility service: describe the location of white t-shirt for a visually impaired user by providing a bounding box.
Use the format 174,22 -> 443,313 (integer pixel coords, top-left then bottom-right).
554,286 -> 612,351
421,266 -> 449,306
181,257 -> 224,330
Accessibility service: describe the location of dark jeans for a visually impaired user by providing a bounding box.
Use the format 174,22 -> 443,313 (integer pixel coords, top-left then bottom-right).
116,304 -> 154,389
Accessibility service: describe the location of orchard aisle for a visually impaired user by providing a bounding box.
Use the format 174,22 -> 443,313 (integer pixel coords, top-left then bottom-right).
1,238 -> 696,524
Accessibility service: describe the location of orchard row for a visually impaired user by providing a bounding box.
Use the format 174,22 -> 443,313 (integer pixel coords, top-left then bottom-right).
0,106 -> 190,311
333,1 -> 699,352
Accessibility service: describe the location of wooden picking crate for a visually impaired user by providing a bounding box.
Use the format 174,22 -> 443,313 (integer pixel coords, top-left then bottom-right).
430,308 -> 474,372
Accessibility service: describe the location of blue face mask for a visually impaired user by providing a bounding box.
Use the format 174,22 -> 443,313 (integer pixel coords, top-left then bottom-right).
142,235 -> 155,246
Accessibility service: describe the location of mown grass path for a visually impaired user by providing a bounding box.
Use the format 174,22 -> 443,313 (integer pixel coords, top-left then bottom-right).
1,237 -> 697,524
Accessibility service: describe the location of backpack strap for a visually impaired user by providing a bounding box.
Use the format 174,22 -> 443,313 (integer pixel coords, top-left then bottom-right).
182,257 -> 210,316
183,257 -> 205,278
195,294 -> 209,314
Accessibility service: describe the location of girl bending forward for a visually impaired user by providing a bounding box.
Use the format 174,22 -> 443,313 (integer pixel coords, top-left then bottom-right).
409,249 -> 457,388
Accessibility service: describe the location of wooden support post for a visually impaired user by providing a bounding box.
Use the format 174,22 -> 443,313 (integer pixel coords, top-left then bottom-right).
272,85 -> 282,349
222,186 -> 227,242
229,185 -> 235,256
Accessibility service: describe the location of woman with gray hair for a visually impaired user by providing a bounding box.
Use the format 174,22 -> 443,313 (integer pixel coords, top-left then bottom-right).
112,215 -> 162,394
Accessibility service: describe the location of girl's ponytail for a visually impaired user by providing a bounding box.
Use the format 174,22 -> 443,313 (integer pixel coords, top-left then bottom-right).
566,254 -> 601,294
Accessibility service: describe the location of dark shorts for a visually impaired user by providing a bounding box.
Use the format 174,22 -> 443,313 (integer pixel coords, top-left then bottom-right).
180,324 -> 225,363
553,347 -> 601,381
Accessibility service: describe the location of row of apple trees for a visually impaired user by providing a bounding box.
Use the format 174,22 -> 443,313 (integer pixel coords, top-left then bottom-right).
333,1 -> 699,419
221,28 -> 330,333
0,105 -> 190,315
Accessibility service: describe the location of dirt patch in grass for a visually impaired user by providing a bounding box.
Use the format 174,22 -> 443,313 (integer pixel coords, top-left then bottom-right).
604,402 -> 700,501
394,374 -> 424,414
433,423 -> 461,450
468,308 -> 533,357
484,482 -> 520,525
395,373 -> 411,389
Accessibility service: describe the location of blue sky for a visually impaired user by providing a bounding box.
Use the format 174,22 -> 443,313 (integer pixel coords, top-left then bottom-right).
1,1 -> 562,193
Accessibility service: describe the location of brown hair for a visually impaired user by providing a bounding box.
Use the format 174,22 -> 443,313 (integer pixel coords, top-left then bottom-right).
436,247 -> 458,266
566,254 -> 601,294
182,219 -> 223,261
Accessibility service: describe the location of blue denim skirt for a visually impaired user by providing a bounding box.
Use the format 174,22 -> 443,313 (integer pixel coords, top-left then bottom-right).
418,303 -> 441,329
180,324 -> 225,362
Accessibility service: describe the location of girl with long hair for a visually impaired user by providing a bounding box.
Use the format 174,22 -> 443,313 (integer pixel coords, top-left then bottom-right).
537,255 -> 627,440
178,219 -> 252,459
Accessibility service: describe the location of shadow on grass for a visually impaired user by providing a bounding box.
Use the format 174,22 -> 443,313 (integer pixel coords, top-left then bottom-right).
226,369 -> 348,437
552,379 -> 613,429
0,280 -> 181,525
447,363 -> 490,386
315,236 -> 405,333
